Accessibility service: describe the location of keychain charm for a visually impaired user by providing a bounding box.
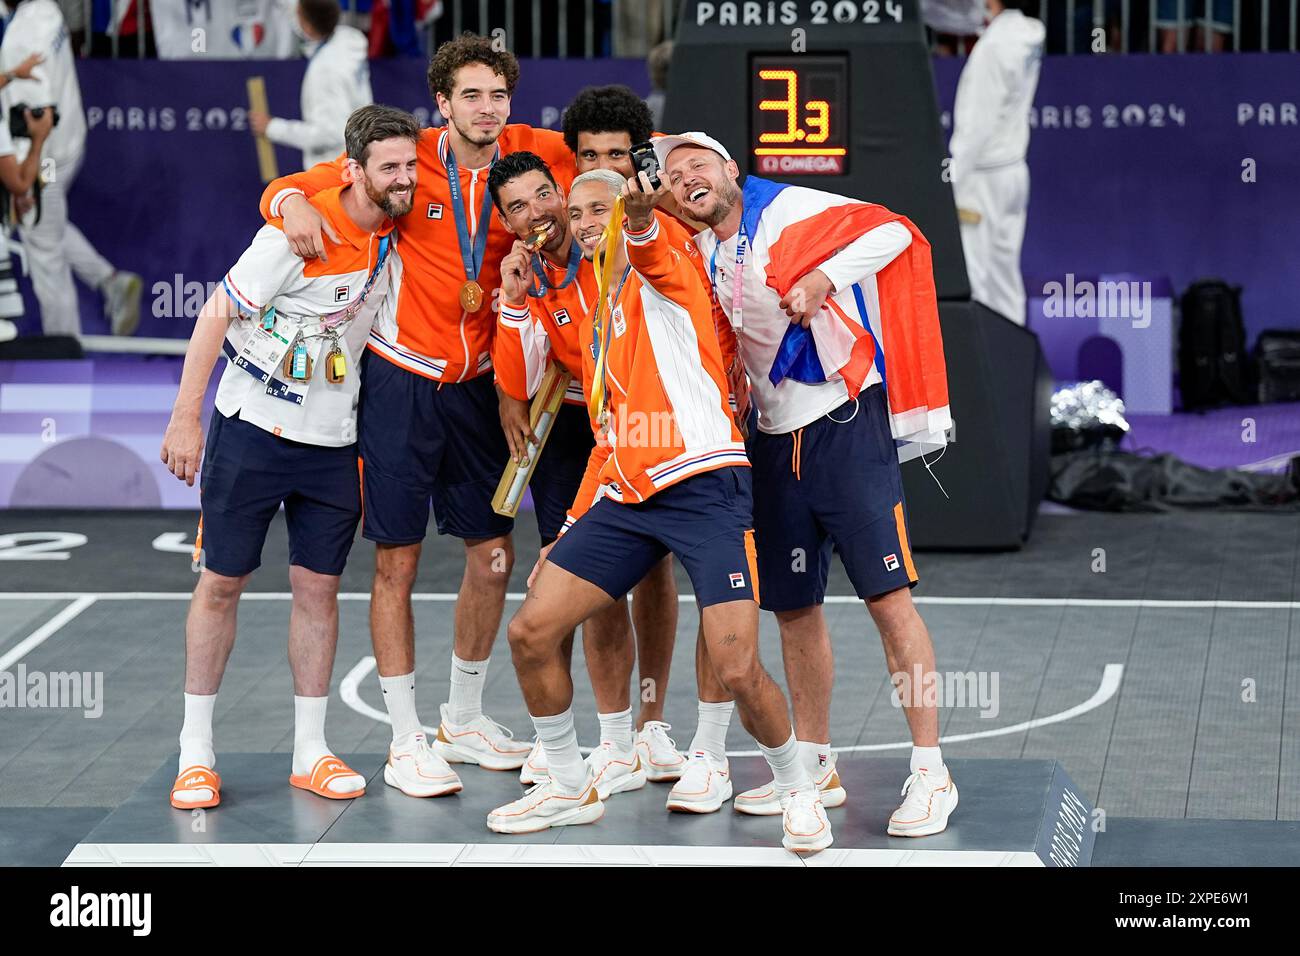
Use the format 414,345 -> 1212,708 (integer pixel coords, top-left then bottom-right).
259,306 -> 277,332
325,335 -> 346,383
284,338 -> 313,381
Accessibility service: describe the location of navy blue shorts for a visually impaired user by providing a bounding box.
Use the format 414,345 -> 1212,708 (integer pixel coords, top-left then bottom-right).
748,384 -> 918,611
530,402 -> 595,545
198,410 -> 361,577
357,352 -> 513,544
547,466 -> 758,608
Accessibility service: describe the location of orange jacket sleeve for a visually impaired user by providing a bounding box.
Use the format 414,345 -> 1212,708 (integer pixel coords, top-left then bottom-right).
494,299 -> 551,403
623,215 -> 702,301
258,154 -> 348,222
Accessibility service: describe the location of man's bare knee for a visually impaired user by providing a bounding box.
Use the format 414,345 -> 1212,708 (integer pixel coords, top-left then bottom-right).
712,652 -> 764,700
466,536 -> 514,587
197,571 -> 248,608
374,544 -> 420,594
507,611 -> 560,668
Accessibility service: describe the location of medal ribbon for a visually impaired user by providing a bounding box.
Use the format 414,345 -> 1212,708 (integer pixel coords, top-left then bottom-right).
444,141 -> 496,284
588,195 -> 627,425
529,239 -> 582,298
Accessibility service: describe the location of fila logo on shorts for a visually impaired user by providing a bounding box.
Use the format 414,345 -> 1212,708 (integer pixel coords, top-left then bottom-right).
883,553 -> 900,572
554,308 -> 571,326
729,572 -> 745,589
427,203 -> 444,219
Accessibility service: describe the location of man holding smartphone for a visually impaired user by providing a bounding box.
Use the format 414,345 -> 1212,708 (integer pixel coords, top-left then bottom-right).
0,0 -> 143,338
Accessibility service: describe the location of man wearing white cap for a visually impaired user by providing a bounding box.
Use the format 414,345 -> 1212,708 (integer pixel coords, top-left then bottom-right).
655,132 -> 958,837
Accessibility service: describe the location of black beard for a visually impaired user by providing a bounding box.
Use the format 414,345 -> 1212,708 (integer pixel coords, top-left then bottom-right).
454,116 -> 499,147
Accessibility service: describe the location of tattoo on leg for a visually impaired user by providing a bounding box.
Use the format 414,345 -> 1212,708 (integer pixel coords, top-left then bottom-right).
721,632 -> 737,646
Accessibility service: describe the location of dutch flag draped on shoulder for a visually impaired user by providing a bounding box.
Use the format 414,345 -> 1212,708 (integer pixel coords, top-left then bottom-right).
749,176 -> 952,463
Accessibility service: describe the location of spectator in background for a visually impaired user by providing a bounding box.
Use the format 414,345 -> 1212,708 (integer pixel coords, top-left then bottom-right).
1158,0 -> 1232,52
922,0 -> 986,55
150,0 -> 298,59
949,0 -> 1044,326
250,0 -> 374,168
0,89 -> 54,343
644,39 -> 670,129
1,0 -> 142,337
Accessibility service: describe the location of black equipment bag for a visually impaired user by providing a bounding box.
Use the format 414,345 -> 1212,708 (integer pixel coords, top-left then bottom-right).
1254,330 -> 1300,404
1178,279 -> 1251,410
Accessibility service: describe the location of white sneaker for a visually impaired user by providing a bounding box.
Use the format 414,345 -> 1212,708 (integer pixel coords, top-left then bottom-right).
519,737 -> 548,785
635,721 -> 686,782
781,785 -> 833,853
734,756 -> 847,816
887,767 -> 958,837
434,704 -> 533,771
586,742 -> 647,799
0,319 -> 17,343
487,771 -> 605,834
102,271 -> 142,337
665,752 -> 732,813
383,733 -> 463,798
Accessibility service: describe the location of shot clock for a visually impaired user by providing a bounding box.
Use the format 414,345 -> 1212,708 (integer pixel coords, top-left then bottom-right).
751,55 -> 849,175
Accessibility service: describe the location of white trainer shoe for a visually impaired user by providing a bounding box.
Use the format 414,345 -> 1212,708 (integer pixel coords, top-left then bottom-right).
434,704 -> 533,771
586,742 -> 647,799
103,271 -> 143,337
734,756 -> 847,816
0,319 -> 17,343
383,732 -> 463,798
519,737 -> 548,785
887,767 -> 958,837
781,784 -> 833,853
487,771 -> 605,834
665,751 -> 732,813
635,721 -> 686,782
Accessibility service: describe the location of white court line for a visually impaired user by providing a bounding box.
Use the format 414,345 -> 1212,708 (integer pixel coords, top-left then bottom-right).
340,654 -> 1124,757
2,592 -> 1299,609
0,596 -> 98,672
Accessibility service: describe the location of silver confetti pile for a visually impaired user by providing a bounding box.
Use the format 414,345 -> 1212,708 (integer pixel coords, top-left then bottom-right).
1050,380 -> 1130,434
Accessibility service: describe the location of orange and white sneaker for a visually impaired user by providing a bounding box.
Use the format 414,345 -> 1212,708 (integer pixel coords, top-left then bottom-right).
384,733 -> 462,798
434,705 -> 532,771
665,751 -> 732,813
487,772 -> 605,834
519,737 -> 548,785
635,721 -> 686,782
734,754 -> 847,816
289,755 -> 366,800
170,765 -> 221,810
781,785 -> 833,853
586,742 -> 647,799
887,767 -> 958,837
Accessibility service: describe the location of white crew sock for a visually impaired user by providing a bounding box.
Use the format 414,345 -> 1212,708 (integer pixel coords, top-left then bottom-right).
292,695 -> 364,795
688,700 -> 734,763
446,653 -> 489,726
379,671 -> 423,750
178,692 -> 216,773
760,733 -> 812,794
174,692 -> 217,805
531,709 -> 588,793
798,740 -> 833,778
597,707 -> 634,756
911,745 -> 945,777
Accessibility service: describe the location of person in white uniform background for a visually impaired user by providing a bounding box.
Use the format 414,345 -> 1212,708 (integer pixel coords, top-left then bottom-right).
948,0 -> 1044,326
0,0 -> 142,338
0,49 -> 48,342
249,0 -> 373,170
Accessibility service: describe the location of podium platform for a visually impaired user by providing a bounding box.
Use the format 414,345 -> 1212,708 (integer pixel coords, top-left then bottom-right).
63,755 -> 1096,867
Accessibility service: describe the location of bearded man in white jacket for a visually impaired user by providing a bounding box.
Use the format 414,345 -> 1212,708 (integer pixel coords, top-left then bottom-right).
948,0 -> 1044,326
250,0 -> 373,169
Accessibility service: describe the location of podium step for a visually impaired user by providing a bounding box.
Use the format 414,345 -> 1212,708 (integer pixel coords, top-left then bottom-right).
64,754 -> 1096,867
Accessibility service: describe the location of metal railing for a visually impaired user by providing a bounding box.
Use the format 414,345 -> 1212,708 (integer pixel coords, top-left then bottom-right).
1037,1 -> 1297,54
85,0 -> 1300,57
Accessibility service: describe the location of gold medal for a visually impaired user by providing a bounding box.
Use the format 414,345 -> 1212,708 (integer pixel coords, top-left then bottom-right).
524,223 -> 550,252
459,280 -> 484,312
